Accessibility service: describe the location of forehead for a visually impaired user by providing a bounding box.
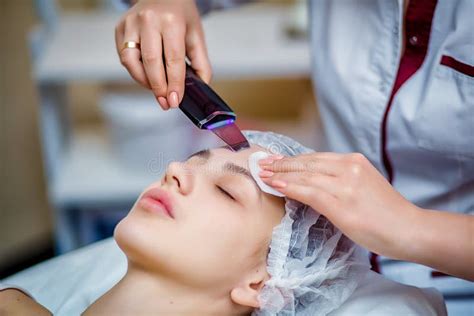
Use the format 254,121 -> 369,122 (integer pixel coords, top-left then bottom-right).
210,144 -> 266,165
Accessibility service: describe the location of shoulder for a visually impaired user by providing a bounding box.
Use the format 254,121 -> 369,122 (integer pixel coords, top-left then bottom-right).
0,286 -> 51,316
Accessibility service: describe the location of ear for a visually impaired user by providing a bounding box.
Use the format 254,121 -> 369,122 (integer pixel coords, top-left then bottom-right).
230,264 -> 270,309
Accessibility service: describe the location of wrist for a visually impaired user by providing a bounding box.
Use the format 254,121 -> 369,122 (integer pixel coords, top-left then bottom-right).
395,204 -> 427,263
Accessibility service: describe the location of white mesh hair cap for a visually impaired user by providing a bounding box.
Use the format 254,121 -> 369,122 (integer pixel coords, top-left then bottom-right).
243,130 -> 371,316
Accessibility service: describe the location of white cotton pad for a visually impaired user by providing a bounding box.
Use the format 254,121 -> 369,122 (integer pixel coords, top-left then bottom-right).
248,151 -> 286,197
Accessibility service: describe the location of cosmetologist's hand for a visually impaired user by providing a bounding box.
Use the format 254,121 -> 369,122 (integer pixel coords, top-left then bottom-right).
115,0 -> 212,110
258,152 -> 419,260
259,152 -> 474,280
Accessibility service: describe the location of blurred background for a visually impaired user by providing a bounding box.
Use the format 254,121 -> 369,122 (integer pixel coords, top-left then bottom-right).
1,0 -> 322,277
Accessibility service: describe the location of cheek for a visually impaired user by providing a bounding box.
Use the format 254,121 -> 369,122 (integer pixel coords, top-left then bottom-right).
176,205 -> 262,276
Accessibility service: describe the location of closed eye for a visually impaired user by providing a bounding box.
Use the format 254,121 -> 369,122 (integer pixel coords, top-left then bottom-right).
216,185 -> 235,201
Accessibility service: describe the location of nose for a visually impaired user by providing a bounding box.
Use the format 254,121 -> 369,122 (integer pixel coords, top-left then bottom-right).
164,161 -> 193,195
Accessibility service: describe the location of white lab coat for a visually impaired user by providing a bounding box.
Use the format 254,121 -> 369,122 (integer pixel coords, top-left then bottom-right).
310,0 -> 473,214
309,0 -> 474,313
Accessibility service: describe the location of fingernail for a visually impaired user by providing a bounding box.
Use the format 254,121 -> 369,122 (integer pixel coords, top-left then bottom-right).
169,91 -> 179,108
158,96 -> 169,109
259,170 -> 274,178
271,180 -> 287,188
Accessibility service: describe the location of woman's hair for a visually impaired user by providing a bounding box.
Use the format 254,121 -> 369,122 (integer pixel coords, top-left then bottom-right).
244,131 -> 370,316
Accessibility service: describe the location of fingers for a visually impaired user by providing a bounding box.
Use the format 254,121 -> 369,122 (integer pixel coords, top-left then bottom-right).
114,20 -> 124,55
118,16 -> 150,89
138,11 -> 169,110
116,1 -> 209,111
162,24 -> 186,108
186,27 -> 212,83
263,174 -> 340,216
260,171 -> 340,197
260,170 -> 341,218
260,154 -> 346,176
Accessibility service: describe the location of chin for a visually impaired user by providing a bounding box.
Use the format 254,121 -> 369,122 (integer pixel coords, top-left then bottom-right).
114,210 -> 174,273
114,215 -> 137,258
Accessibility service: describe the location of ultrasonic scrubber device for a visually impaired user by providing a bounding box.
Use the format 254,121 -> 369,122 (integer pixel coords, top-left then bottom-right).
179,63 -> 250,151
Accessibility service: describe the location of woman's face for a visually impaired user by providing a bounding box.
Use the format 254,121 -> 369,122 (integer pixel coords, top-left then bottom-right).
115,145 -> 285,292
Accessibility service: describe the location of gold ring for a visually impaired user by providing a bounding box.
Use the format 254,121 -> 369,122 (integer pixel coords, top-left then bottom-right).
121,41 -> 140,52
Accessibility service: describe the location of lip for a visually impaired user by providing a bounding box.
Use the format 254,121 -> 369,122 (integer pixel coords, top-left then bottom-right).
138,188 -> 175,219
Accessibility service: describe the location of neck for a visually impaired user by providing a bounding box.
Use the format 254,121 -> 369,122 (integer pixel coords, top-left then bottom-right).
82,261 -> 235,316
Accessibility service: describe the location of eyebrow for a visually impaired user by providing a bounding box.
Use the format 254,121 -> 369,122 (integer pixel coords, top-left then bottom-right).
222,162 -> 260,194
186,148 -> 211,160
187,148 -> 261,197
